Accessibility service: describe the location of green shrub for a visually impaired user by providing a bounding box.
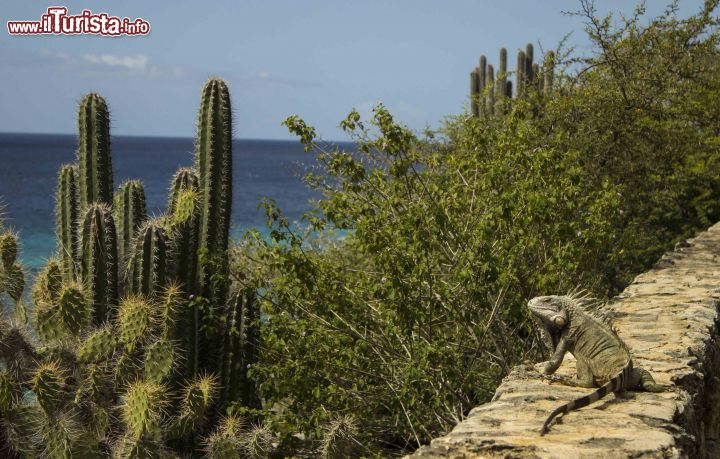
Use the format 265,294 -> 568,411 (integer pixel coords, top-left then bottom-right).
240,1 -> 720,454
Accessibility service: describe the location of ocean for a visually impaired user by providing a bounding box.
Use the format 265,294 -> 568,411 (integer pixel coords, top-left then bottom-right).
0,132 -> 338,271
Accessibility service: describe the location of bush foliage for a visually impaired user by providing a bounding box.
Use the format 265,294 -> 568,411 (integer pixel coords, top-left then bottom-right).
234,1 -> 720,455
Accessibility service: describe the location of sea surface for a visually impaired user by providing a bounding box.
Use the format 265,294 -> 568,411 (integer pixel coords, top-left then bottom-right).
0,133 -> 342,271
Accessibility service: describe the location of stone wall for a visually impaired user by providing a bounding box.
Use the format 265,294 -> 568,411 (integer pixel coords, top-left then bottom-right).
411,223 -> 720,458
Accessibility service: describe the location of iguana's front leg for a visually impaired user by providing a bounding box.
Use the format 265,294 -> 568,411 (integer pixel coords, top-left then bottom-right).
543,332 -> 570,375
548,358 -> 595,388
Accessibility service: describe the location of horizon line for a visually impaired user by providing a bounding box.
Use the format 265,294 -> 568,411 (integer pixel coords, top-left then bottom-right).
0,130 -> 353,145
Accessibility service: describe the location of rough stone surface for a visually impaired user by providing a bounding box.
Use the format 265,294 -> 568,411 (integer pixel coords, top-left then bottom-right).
410,223 -> 720,458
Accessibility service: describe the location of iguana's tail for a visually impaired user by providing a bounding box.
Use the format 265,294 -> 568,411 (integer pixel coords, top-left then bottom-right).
539,360 -> 632,436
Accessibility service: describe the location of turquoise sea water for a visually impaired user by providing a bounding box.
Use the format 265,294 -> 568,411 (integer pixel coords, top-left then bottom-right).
0,133 -> 339,272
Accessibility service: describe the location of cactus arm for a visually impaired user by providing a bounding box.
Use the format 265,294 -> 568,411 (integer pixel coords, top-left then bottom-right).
77,93 -> 113,211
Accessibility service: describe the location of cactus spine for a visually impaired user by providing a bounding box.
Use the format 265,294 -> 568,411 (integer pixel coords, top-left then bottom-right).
77,93 -> 113,211
195,78 -> 233,373
127,220 -> 171,298
115,180 -> 147,267
80,203 -> 119,324
56,165 -> 79,281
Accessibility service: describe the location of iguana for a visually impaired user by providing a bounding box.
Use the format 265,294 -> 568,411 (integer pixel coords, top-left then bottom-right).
527,294 -> 664,435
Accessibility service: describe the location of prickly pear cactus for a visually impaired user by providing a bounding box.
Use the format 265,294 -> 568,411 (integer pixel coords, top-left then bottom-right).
77,326 -> 117,364
204,415 -> 244,458
121,380 -> 168,435
32,360 -> 65,414
143,338 -> 175,383
117,295 -> 154,353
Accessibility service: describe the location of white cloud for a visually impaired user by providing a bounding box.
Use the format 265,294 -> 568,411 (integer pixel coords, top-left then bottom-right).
36,49 -> 184,78
82,53 -> 149,73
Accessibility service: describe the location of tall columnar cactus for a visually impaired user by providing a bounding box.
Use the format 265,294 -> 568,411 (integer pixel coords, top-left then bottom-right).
0,80 -> 266,458
115,180 -> 148,267
478,55 -> 487,94
167,169 -> 202,378
127,220 -> 170,298
0,232 -> 24,307
525,43 -> 534,81
195,78 -> 233,373
56,165 -> 79,281
169,168 -> 200,215
469,69 -> 480,117
496,48 -> 507,99
485,64 -> 495,116
516,49 -> 527,98
168,168 -> 200,292
471,43 -> 555,115
544,50 -> 555,94
196,77 -> 233,273
77,93 -> 113,211
80,203 -> 119,325
219,288 -> 261,410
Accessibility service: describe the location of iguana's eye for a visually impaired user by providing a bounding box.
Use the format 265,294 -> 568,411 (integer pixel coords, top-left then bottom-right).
553,316 -> 566,327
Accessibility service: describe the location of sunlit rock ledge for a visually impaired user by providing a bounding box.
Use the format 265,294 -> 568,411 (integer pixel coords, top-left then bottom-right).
410,223 -> 720,458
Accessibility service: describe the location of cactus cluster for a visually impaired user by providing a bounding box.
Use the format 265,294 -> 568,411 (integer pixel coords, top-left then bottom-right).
470,43 -> 555,116
0,78 -> 265,457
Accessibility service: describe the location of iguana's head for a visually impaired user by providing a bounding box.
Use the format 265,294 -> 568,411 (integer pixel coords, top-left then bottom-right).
527,295 -> 571,351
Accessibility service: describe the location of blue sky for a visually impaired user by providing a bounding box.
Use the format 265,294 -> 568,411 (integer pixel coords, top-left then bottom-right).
0,1 -> 704,140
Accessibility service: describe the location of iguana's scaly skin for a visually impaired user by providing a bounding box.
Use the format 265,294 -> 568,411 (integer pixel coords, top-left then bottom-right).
527,295 -> 664,435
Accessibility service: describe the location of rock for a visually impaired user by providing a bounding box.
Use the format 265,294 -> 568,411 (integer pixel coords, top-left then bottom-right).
410,223 -> 720,458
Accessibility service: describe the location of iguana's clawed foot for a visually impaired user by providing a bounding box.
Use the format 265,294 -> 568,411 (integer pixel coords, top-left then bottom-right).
539,374 -> 596,388
644,383 -> 668,393
539,373 -> 569,384
521,360 -> 546,374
